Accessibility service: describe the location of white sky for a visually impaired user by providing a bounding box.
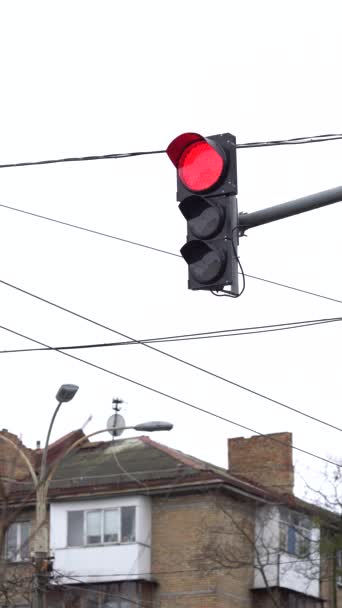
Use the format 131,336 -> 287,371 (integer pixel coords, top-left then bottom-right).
0,0 -> 342,496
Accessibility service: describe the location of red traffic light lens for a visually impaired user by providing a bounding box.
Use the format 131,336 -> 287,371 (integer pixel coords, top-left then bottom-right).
178,140 -> 224,192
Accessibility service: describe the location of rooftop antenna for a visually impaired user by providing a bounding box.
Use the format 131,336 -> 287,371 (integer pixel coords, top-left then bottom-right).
107,398 -> 126,438
112,397 -> 124,412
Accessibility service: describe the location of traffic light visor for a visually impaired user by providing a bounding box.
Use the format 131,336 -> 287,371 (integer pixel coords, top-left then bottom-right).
167,133 -> 225,192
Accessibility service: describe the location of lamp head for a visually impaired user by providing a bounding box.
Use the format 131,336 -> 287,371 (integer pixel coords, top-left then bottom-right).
134,421 -> 173,432
56,384 -> 79,403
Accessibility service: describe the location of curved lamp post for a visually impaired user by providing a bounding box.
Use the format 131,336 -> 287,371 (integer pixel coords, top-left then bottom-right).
0,391 -> 173,608
0,384 -> 79,608
36,384 -> 79,559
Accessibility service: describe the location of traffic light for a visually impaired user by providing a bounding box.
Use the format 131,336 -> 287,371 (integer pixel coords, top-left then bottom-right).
167,132 -> 239,294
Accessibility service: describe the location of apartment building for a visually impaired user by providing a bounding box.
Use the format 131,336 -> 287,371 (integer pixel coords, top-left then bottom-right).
0,429 -> 340,608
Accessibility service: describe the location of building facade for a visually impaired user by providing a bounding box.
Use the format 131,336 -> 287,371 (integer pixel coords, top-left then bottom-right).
0,429 -> 341,608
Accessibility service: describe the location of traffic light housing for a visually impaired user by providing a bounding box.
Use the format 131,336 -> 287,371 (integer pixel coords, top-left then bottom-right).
167,132 -> 239,294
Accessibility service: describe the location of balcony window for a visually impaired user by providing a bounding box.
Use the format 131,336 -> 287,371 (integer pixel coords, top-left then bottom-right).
50,581 -> 151,608
5,521 -> 30,562
279,508 -> 312,557
337,550 -> 342,586
67,507 -> 136,547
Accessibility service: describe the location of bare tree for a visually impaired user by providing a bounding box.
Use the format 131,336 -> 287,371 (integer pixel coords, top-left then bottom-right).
194,494 -> 284,608
194,492 -> 327,608
296,463 -> 342,608
0,437 -> 37,607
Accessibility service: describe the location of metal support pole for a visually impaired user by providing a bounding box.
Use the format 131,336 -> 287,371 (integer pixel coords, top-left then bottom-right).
33,555 -> 47,608
239,185 -> 342,232
32,483 -> 49,608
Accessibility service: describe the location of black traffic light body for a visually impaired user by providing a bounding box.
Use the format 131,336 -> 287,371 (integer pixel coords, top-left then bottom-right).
167,132 -> 239,294
180,193 -> 239,292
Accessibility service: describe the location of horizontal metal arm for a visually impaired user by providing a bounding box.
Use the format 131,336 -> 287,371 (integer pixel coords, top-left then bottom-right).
239,185 -> 342,232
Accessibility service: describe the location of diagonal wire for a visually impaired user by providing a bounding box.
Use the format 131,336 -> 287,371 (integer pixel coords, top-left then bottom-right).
0,321 -> 339,468
1,202 -> 342,306
0,315 -> 342,354
0,278 -> 341,434
0,203 -> 179,258
244,273 -> 342,305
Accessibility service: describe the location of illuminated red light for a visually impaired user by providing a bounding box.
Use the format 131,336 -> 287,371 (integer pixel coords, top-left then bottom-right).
178,140 -> 224,192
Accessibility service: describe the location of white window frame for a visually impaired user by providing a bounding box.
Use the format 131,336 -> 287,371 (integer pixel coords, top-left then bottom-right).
67,506 -> 136,547
5,521 -> 30,562
336,550 -> 342,586
279,508 -> 312,558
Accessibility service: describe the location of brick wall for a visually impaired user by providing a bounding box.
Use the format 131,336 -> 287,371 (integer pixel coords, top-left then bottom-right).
228,432 -> 294,494
0,562 -> 34,605
0,509 -> 35,607
151,491 -> 254,608
0,430 -> 35,481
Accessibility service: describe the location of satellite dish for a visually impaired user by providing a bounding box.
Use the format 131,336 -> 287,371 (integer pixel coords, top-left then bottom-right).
107,413 -> 126,437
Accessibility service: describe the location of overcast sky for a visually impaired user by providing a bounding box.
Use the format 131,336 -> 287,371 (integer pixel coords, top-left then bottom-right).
0,0 -> 341,496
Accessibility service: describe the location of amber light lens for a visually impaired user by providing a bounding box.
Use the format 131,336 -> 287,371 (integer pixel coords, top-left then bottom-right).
178,140 -> 224,192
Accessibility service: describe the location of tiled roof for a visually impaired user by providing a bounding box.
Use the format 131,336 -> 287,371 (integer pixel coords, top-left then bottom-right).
7,430 -> 337,524
45,433 -> 279,503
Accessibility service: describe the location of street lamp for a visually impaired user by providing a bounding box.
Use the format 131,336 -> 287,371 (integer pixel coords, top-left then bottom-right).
0,394 -> 173,608
39,384 -> 79,483
34,384 -> 79,608
0,393 -> 173,608
133,421 -> 173,432
36,416 -> 173,607
55,384 -> 79,403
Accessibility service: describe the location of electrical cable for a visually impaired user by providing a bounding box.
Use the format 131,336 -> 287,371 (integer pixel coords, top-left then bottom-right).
0,203 -> 179,258
211,233 -> 246,298
0,315 -> 342,354
244,272 -> 342,306
0,278 -> 340,433
1,202 -> 341,306
0,320 -> 339,468
1,133 -> 342,170
0,149 -> 165,169
236,133 -> 342,149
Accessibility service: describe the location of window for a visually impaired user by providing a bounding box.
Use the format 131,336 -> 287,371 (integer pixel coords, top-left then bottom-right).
58,581 -> 151,608
337,550 -> 342,586
279,508 -> 312,557
5,521 -> 30,561
67,507 -> 136,547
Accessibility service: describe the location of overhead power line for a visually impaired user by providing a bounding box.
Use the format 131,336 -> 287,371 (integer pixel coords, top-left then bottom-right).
0,277 -> 341,434
236,133 -> 342,149
0,149 -> 165,169
1,202 -> 342,306
0,133 -> 342,169
244,273 -> 342,306
0,319 -> 339,469
1,315 -> 342,354
0,203 -> 180,258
